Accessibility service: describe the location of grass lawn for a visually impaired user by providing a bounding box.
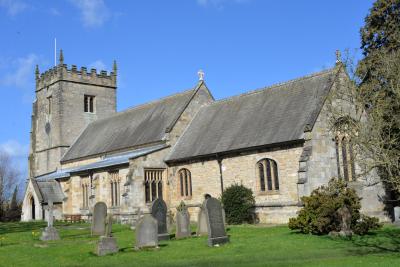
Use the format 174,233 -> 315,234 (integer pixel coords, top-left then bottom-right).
0,222 -> 399,267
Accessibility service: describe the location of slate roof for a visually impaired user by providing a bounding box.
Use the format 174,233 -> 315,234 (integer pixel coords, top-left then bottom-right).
37,144 -> 168,181
166,68 -> 338,162
33,180 -> 65,203
61,85 -> 202,162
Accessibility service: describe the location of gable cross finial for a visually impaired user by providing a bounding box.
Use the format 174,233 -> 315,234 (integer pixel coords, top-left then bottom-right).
335,50 -> 341,64
198,69 -> 204,81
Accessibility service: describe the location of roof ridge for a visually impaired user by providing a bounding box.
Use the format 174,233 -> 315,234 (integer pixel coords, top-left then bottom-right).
209,67 -> 336,107
91,87 -> 196,125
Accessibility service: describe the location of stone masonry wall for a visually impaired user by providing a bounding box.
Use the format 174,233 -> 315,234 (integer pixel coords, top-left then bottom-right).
32,64 -> 116,177
168,144 -> 304,224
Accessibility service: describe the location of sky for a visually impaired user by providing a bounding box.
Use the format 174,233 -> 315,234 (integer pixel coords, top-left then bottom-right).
0,0 -> 374,186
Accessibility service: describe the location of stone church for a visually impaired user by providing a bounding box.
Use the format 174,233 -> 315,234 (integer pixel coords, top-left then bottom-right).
21,50 -> 387,224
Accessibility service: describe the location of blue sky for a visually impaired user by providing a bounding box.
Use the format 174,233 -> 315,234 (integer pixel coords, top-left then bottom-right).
0,0 -> 374,181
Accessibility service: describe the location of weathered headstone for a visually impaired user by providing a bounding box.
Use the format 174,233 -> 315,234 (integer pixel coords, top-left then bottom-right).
196,206 -> 208,236
91,202 -> 107,236
151,198 -> 170,241
40,200 -> 60,241
204,197 -> 229,246
394,206 -> 400,225
329,205 -> 353,237
222,208 -> 226,225
337,205 -> 353,237
95,215 -> 118,256
135,214 -> 158,249
175,201 -> 191,239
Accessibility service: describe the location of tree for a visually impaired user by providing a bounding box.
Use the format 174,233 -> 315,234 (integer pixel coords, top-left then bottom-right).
4,186 -> 22,222
0,149 -> 20,221
327,50 -> 400,198
358,0 -> 400,84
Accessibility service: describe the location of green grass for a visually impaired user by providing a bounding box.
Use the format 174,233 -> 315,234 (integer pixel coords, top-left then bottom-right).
0,221 -> 399,267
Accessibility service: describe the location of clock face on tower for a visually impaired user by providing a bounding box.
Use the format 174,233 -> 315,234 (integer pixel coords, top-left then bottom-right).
45,122 -> 51,134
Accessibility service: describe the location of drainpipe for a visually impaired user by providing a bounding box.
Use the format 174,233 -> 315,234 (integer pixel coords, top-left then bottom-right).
217,155 -> 224,195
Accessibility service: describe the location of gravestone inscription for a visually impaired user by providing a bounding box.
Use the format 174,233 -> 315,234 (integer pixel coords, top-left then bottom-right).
135,214 -> 158,249
204,197 -> 229,246
176,201 -> 191,239
91,202 -> 107,236
151,198 -> 170,241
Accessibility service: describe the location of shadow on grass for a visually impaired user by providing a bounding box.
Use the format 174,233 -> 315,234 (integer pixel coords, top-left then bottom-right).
348,227 -> 400,255
0,221 -> 88,235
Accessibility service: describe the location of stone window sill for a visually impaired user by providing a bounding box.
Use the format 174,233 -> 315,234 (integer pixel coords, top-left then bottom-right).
258,190 -> 280,196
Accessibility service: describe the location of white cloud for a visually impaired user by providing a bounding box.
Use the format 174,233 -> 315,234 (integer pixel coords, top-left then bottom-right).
0,0 -> 28,16
0,140 -> 29,158
89,60 -> 107,71
0,54 -> 39,89
70,0 -> 110,28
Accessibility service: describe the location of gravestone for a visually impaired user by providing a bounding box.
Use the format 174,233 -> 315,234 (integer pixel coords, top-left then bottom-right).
329,205 -> 353,237
337,205 -> 353,237
394,206 -> 400,225
40,200 -> 60,241
196,205 -> 208,236
204,197 -> 229,246
151,198 -> 170,241
95,215 -> 118,256
222,208 -> 226,225
91,202 -> 107,236
175,201 -> 191,239
135,214 -> 158,249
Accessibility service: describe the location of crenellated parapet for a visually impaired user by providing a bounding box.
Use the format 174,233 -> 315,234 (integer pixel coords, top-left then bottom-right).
35,50 -> 117,92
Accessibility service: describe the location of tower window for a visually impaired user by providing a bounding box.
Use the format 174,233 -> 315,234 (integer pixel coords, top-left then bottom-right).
48,96 -> 52,114
84,95 -> 95,113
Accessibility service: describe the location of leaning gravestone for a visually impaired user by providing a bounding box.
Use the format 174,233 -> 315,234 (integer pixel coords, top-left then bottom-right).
204,197 -> 229,246
176,201 -> 191,239
196,205 -> 208,236
40,200 -> 60,241
91,202 -> 107,236
95,215 -> 118,256
151,198 -> 170,240
135,214 -> 158,249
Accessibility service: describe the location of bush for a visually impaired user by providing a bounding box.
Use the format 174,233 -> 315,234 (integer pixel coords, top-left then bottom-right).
221,184 -> 255,224
288,178 -> 381,235
353,214 -> 382,235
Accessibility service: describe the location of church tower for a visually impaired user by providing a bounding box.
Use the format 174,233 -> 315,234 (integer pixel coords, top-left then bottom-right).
28,50 -> 117,178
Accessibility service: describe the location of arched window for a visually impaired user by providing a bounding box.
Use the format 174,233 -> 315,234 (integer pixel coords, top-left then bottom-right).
178,169 -> 192,198
109,171 -> 120,206
335,135 -> 356,181
334,117 -> 357,182
257,159 -> 279,192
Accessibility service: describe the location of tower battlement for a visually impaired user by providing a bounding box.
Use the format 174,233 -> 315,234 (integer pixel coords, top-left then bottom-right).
35,50 -> 117,91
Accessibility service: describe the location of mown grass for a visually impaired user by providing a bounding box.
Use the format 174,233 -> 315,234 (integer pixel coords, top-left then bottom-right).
0,221 -> 399,267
